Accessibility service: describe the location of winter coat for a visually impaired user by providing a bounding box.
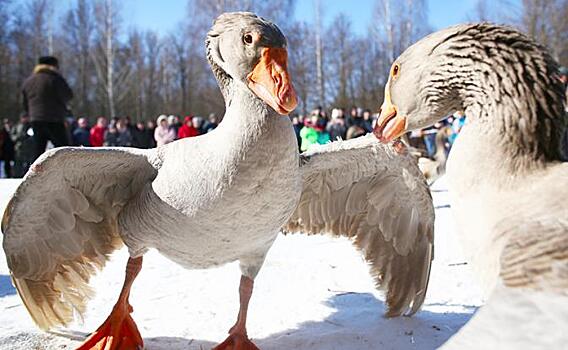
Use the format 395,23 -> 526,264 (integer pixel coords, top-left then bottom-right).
72,127 -> 91,147
115,129 -> 133,147
103,129 -> 131,147
154,126 -> 176,146
300,126 -> 319,152
203,121 -> 218,133
21,65 -> 73,123
317,131 -> 330,145
89,125 -> 106,147
178,124 -> 200,139
132,128 -> 154,149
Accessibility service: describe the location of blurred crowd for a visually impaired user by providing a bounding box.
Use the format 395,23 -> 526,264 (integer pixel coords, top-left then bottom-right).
291,106 -> 374,152
0,113 -> 219,178
0,106 -> 469,179
291,105 -> 466,159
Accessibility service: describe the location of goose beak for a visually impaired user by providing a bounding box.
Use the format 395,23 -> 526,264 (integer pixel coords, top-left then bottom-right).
247,47 -> 298,115
373,89 -> 407,143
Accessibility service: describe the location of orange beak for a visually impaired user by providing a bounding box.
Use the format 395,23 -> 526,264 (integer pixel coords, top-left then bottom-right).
247,47 -> 298,115
373,89 -> 407,143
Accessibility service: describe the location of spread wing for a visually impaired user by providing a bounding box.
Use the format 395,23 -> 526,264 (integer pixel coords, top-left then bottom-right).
1,147 -> 160,330
284,135 -> 434,316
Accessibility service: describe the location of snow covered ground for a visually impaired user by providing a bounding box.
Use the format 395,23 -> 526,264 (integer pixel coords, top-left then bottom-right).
0,177 -> 484,350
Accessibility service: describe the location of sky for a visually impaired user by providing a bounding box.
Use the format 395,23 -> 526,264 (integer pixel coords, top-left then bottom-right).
54,0 -> 516,37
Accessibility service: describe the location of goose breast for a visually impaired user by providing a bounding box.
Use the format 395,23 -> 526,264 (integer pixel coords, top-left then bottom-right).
119,116 -> 302,269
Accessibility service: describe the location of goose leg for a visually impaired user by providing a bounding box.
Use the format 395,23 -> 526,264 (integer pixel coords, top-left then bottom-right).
213,275 -> 259,350
75,256 -> 144,350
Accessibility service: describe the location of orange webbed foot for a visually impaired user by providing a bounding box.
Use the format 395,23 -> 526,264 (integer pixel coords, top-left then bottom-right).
213,333 -> 260,350
75,304 -> 143,350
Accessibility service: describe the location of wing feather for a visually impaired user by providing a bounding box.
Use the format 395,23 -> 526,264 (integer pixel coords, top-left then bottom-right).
2,147 -> 159,330
284,135 -> 434,317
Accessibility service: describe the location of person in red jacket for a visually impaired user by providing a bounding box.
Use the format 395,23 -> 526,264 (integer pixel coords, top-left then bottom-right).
90,117 -> 108,147
177,116 -> 200,139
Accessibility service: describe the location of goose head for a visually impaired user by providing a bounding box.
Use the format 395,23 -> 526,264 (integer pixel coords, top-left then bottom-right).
373,23 -> 566,164
373,27 -> 466,143
206,12 -> 297,115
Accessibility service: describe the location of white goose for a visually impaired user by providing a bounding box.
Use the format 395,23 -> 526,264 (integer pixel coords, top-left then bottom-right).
373,23 -> 568,349
2,13 -> 434,350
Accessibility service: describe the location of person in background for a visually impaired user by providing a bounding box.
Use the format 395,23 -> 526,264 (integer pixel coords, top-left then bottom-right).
10,113 -> 34,177
326,108 -> 347,141
72,117 -> 91,146
449,110 -> 466,145
300,115 -> 319,151
178,116 -> 200,139
167,115 -> 181,138
291,115 -> 302,150
203,113 -> 219,133
312,106 -> 324,118
103,124 -> 119,146
3,118 -> 12,132
421,125 -> 438,159
0,120 -> 14,177
346,106 -> 359,129
90,117 -> 108,147
192,116 -> 205,135
124,116 -> 136,136
109,116 -> 119,128
155,115 -> 176,146
145,120 -> 157,148
315,117 -> 330,145
22,56 -> 73,160
362,109 -> 374,133
115,119 -> 133,147
345,106 -> 370,138
132,122 -> 153,148
66,116 -> 78,136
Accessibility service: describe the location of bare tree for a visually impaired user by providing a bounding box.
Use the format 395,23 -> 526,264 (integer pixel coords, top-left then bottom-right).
521,0 -> 568,66
469,0 -> 491,21
26,0 -> 50,59
0,0 -> 14,116
371,0 -> 430,75
314,0 -> 326,106
287,21 -> 316,114
126,29 -> 144,121
63,0 -> 94,117
92,0 -> 131,119
326,14 -> 355,108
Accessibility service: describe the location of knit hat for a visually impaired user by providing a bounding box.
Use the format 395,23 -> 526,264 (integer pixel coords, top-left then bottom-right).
38,56 -> 59,67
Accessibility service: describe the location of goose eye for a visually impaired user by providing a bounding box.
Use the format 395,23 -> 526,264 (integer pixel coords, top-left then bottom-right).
243,34 -> 254,45
392,64 -> 400,78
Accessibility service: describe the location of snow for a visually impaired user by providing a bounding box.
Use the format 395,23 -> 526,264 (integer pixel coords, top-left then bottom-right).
0,177 -> 484,350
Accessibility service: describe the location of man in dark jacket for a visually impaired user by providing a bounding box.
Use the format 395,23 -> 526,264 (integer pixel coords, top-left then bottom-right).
22,56 -> 73,160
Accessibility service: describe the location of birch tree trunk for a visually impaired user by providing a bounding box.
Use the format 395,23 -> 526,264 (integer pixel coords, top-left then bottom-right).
314,0 -> 325,106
